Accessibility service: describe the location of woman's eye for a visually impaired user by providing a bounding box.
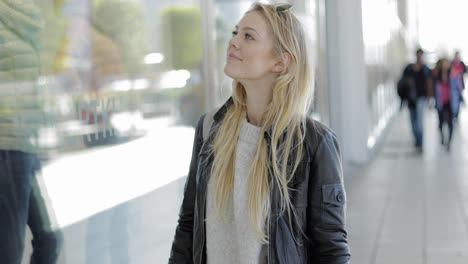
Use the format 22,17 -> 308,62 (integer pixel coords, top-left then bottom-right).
245,33 -> 253,40
231,30 -> 238,37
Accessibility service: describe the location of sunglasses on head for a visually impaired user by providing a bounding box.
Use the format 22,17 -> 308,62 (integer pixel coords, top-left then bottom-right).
274,3 -> 292,13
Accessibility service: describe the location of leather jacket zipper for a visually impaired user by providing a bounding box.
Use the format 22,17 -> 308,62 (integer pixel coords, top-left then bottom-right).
268,213 -> 271,264
199,192 -> 206,264
199,165 -> 208,264
266,134 -> 272,264
198,155 -> 210,264
268,171 -> 273,264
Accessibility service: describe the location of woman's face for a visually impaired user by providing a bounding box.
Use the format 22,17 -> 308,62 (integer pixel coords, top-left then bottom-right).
441,59 -> 450,71
224,11 -> 279,82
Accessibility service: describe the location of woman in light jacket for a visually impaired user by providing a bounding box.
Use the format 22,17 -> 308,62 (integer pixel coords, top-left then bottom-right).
433,58 -> 462,151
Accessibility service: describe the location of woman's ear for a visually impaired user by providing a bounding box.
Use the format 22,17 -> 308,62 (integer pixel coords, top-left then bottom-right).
272,52 -> 291,74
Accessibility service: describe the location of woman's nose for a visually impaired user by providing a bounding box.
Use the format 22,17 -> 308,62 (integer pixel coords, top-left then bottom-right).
229,35 -> 239,49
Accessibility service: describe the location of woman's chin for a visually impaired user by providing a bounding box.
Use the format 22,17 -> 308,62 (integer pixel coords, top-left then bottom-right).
224,66 -> 236,79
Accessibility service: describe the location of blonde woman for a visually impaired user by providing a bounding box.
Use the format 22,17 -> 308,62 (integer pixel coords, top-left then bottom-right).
169,2 -> 350,263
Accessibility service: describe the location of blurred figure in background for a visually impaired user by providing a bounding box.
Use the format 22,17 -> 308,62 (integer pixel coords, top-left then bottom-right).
0,1 -> 62,263
402,48 -> 432,153
450,51 -> 466,121
433,58 -> 463,151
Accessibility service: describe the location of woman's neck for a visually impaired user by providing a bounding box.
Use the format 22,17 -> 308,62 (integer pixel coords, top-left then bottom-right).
245,99 -> 268,126
241,79 -> 274,126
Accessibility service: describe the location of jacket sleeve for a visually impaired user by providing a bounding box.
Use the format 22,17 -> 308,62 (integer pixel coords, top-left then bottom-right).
168,115 -> 205,264
402,64 -> 411,77
307,131 -> 351,263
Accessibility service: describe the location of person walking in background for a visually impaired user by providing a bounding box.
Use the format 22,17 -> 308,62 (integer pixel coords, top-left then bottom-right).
169,2 -> 350,263
433,58 -> 463,151
0,1 -> 63,263
450,51 -> 466,121
402,48 -> 432,153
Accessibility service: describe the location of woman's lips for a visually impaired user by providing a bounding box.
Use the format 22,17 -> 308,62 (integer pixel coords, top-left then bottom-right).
227,52 -> 242,61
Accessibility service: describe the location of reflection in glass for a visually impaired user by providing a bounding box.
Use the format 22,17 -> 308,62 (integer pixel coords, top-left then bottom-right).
3,0 -> 204,263
0,1 -> 63,263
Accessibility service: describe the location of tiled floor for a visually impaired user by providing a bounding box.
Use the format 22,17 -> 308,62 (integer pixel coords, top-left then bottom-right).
347,106 -> 468,264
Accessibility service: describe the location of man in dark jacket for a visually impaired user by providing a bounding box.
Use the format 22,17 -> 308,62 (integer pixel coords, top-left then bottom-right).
402,48 -> 432,153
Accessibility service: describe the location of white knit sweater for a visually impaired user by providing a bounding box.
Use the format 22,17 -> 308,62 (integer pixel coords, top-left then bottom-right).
206,118 -> 264,264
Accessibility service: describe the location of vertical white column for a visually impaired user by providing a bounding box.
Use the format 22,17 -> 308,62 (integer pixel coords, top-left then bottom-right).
200,0 -> 217,111
325,0 -> 369,165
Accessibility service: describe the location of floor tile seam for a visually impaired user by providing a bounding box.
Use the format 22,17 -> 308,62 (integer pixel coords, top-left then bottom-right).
453,167 -> 468,245
423,155 -> 428,264
369,157 -> 401,264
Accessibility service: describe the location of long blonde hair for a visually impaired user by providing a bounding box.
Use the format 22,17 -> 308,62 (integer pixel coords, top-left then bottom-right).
209,2 -> 312,242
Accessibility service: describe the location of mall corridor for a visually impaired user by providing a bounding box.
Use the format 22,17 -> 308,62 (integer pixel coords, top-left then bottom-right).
6,0 -> 468,263
347,106 -> 468,263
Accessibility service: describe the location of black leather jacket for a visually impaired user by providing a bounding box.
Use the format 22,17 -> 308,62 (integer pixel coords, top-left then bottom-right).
169,98 -> 350,264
